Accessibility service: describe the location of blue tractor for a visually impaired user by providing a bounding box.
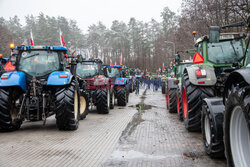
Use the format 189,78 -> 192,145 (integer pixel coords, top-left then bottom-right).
104,65 -> 130,106
0,45 -> 80,131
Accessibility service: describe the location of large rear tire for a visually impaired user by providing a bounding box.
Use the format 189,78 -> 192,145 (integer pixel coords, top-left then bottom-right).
96,89 -> 110,114
117,87 -> 127,106
0,88 -> 22,132
224,83 -> 250,167
201,103 -> 224,158
182,73 -> 214,132
169,88 -> 177,113
55,79 -> 80,130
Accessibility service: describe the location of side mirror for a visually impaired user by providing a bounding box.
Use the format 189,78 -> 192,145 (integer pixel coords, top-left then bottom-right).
209,26 -> 220,43
10,55 -> 17,65
108,67 -> 112,73
174,54 -> 180,64
77,54 -> 83,62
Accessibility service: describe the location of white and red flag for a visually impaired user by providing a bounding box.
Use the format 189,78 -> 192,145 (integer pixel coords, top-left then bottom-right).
59,29 -> 65,46
120,55 -> 122,65
30,30 -> 34,46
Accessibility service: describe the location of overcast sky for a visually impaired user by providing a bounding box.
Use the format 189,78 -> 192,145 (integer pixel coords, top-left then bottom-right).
0,0 -> 182,32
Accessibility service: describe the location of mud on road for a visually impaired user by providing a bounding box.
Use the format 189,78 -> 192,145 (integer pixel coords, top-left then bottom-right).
103,89 -> 226,167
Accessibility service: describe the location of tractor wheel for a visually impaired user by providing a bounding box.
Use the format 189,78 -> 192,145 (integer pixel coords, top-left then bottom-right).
166,89 -> 170,110
0,88 -> 22,132
182,73 -> 214,132
201,103 -> 224,158
224,83 -> 250,167
162,82 -> 166,94
169,88 -> 177,113
126,87 -> 129,103
130,80 -> 134,93
117,87 -> 127,106
79,92 -> 89,120
177,89 -> 183,121
110,90 -> 115,109
96,89 -> 110,114
55,79 -> 80,130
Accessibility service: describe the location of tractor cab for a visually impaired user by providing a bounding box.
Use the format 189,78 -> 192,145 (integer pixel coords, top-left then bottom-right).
10,45 -> 68,79
103,65 -> 125,78
76,58 -> 103,79
194,33 -> 245,67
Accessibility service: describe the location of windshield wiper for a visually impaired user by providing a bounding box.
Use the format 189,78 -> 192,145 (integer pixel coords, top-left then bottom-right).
23,53 -> 40,59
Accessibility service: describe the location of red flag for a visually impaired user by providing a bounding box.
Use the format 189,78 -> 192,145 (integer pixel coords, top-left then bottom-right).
162,63 -> 165,71
120,56 -> 122,65
110,60 -> 113,66
59,30 -> 65,46
30,30 -> 34,46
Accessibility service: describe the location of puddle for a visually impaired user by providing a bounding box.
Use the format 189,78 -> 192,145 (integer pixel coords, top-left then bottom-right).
119,89 -> 150,143
129,104 -> 156,110
110,150 -> 167,160
182,151 -> 206,160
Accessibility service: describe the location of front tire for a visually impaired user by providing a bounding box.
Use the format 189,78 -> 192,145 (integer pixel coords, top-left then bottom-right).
55,79 -> 80,130
79,92 -> 89,120
169,89 -> 177,113
110,90 -> 115,109
224,84 -> 250,167
162,82 -> 166,94
177,88 -> 183,121
0,88 -> 22,132
182,73 -> 214,132
201,103 -> 224,158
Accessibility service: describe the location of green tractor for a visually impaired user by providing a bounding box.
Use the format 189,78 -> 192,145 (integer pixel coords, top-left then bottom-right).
173,51 -> 194,120
181,23 -> 246,133
165,61 -> 176,111
200,17 -> 250,164
166,53 -> 193,115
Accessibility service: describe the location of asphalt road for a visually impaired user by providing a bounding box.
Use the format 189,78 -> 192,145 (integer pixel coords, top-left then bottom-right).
0,88 -> 226,167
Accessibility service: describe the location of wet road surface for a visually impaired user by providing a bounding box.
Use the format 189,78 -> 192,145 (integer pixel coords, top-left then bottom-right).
0,88 -> 226,167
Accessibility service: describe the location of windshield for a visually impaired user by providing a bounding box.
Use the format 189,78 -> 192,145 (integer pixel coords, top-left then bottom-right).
76,62 -> 98,78
207,39 -> 244,64
19,50 -> 60,76
106,68 -> 121,78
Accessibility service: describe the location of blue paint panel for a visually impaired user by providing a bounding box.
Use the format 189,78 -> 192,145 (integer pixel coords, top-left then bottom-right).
106,65 -> 122,68
52,46 -> 67,51
115,77 -> 129,85
0,71 -> 26,91
3,58 -> 9,62
18,46 -> 67,52
47,71 -> 72,86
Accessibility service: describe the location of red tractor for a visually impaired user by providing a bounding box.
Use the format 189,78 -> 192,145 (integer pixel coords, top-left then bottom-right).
76,58 -> 114,114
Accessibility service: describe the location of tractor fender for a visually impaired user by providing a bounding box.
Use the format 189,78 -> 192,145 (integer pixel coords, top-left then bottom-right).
47,71 -> 73,86
223,67 -> 250,104
203,97 -> 225,141
0,71 -> 26,91
185,65 -> 217,86
167,78 -> 177,89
